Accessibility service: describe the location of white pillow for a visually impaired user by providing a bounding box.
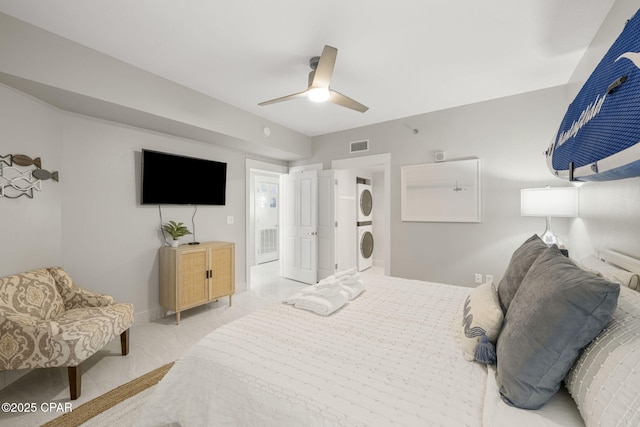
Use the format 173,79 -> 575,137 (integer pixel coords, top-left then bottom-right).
565,285 -> 640,427
460,282 -> 504,363
578,255 -> 640,290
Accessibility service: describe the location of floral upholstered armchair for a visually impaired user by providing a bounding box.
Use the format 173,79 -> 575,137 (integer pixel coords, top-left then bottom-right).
0,267 -> 134,399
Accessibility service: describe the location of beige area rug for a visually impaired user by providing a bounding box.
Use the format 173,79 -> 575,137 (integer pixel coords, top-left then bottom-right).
41,362 -> 174,427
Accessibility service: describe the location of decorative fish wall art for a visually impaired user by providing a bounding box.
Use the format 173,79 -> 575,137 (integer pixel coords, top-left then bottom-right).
0,153 -> 59,199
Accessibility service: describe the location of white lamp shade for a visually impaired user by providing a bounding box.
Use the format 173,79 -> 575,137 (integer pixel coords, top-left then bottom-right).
521,187 -> 579,217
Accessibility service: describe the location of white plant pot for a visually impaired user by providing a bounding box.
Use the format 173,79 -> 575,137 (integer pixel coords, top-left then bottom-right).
170,239 -> 180,248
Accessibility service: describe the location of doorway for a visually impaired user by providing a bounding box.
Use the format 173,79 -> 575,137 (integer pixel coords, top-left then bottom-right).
332,153 -> 391,276
246,159 -> 288,291
254,174 -> 280,265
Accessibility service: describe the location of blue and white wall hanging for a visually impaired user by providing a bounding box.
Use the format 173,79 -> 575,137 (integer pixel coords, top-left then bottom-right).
547,9 -> 640,181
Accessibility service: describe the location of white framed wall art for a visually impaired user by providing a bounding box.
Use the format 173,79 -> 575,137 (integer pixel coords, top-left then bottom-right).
401,158 -> 481,222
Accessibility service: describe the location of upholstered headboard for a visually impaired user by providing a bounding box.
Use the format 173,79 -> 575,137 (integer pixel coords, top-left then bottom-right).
595,249 -> 640,291
599,249 -> 640,274
578,249 -> 640,291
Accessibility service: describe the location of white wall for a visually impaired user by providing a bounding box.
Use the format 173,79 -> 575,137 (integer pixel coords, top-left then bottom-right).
60,113 -> 247,320
296,86 -> 570,286
0,83 -> 248,323
0,85 -> 63,276
371,171 -> 386,266
566,0 -> 640,261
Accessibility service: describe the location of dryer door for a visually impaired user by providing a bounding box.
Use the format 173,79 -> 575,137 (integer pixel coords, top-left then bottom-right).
360,229 -> 374,259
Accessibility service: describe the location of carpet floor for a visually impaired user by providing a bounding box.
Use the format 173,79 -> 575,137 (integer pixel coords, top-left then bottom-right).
41,362 -> 174,427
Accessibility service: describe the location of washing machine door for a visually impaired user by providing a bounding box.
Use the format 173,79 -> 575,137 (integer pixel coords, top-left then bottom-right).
360,229 -> 374,259
360,187 -> 373,219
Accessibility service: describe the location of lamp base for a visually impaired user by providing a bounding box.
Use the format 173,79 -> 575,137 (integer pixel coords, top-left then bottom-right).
540,217 -> 560,246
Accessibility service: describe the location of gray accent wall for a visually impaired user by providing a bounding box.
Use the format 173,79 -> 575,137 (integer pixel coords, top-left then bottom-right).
0,85 -> 62,274
296,86 -> 571,286
0,83 -> 249,323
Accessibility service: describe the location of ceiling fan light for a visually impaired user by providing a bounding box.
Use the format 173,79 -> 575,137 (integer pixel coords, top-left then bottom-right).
307,87 -> 330,103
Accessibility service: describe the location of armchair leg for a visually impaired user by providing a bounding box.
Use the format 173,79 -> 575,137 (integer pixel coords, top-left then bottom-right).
68,365 -> 81,400
121,329 -> 130,356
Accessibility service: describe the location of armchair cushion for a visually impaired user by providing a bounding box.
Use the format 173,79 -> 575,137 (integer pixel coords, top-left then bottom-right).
51,303 -> 134,367
0,308 -> 60,369
0,269 -> 64,320
47,267 -> 114,309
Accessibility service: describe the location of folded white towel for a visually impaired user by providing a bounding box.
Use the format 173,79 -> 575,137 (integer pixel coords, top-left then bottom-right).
315,277 -> 341,288
321,270 -> 359,284
285,292 -> 347,315
301,282 -> 342,297
334,267 -> 357,278
338,274 -> 362,285
340,280 -> 364,300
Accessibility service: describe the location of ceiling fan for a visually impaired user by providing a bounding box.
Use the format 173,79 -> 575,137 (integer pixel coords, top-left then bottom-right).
258,45 -> 368,113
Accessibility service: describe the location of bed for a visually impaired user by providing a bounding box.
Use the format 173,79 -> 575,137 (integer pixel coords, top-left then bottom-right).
137,238 -> 640,427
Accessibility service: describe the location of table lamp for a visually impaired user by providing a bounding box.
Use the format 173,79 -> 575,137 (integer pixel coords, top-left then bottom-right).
520,186 -> 579,245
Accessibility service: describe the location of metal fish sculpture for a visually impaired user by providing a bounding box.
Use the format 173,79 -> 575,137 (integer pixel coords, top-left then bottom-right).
6,169 -> 42,192
11,154 -> 42,169
0,154 -> 11,167
32,169 -> 59,182
1,187 -> 34,199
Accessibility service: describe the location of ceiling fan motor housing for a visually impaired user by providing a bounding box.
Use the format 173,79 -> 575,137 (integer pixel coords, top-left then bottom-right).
309,56 -> 321,70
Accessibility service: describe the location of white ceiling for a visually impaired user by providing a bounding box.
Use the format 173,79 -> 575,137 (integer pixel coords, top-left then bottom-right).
0,0 -> 617,137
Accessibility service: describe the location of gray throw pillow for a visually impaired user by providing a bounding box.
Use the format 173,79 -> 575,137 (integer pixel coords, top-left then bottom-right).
496,245 -> 620,409
497,235 -> 547,313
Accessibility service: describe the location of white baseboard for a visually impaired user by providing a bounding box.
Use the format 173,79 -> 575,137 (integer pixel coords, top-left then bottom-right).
132,306 -> 165,326
130,285 -> 247,327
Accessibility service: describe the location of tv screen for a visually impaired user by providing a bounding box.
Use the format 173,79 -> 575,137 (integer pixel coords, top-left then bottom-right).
141,149 -> 227,205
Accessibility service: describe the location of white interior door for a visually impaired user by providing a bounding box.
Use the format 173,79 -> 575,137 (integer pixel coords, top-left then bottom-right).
317,170 -> 336,280
254,175 -> 279,264
283,170 -> 318,284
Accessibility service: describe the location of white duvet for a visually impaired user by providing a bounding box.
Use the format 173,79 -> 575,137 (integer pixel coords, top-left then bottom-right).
137,274 -> 583,426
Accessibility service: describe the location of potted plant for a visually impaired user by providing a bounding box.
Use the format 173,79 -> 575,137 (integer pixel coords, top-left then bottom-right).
162,221 -> 192,247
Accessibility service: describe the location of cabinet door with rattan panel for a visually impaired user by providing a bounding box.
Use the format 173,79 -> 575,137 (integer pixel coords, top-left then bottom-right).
178,249 -> 209,309
209,243 -> 235,303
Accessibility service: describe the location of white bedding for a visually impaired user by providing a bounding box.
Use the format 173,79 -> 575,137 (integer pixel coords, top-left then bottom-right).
137,274 -> 583,426
484,366 -> 584,427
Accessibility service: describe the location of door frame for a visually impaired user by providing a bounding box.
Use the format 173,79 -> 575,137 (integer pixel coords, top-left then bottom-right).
245,159 -> 288,290
332,153 -> 391,276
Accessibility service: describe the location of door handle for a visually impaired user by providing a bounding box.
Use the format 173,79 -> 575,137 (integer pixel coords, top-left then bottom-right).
308,231 -> 317,236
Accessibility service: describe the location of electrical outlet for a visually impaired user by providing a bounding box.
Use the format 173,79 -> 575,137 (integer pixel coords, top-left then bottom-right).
474,273 -> 483,284
486,274 -> 494,284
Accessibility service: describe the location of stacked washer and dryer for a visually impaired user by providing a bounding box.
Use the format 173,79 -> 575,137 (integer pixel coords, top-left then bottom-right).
356,180 -> 374,271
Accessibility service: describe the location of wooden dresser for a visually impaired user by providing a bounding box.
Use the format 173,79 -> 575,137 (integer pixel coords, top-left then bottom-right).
159,241 -> 235,324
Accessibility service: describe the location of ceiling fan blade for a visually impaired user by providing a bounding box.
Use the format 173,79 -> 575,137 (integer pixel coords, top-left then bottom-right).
258,90 -> 308,106
310,45 -> 337,89
329,90 -> 369,113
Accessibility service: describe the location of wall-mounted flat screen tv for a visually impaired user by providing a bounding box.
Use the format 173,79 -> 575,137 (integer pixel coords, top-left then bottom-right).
141,149 -> 227,205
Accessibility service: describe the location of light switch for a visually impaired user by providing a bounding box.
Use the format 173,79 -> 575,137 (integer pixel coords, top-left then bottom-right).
227,216 -> 234,224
